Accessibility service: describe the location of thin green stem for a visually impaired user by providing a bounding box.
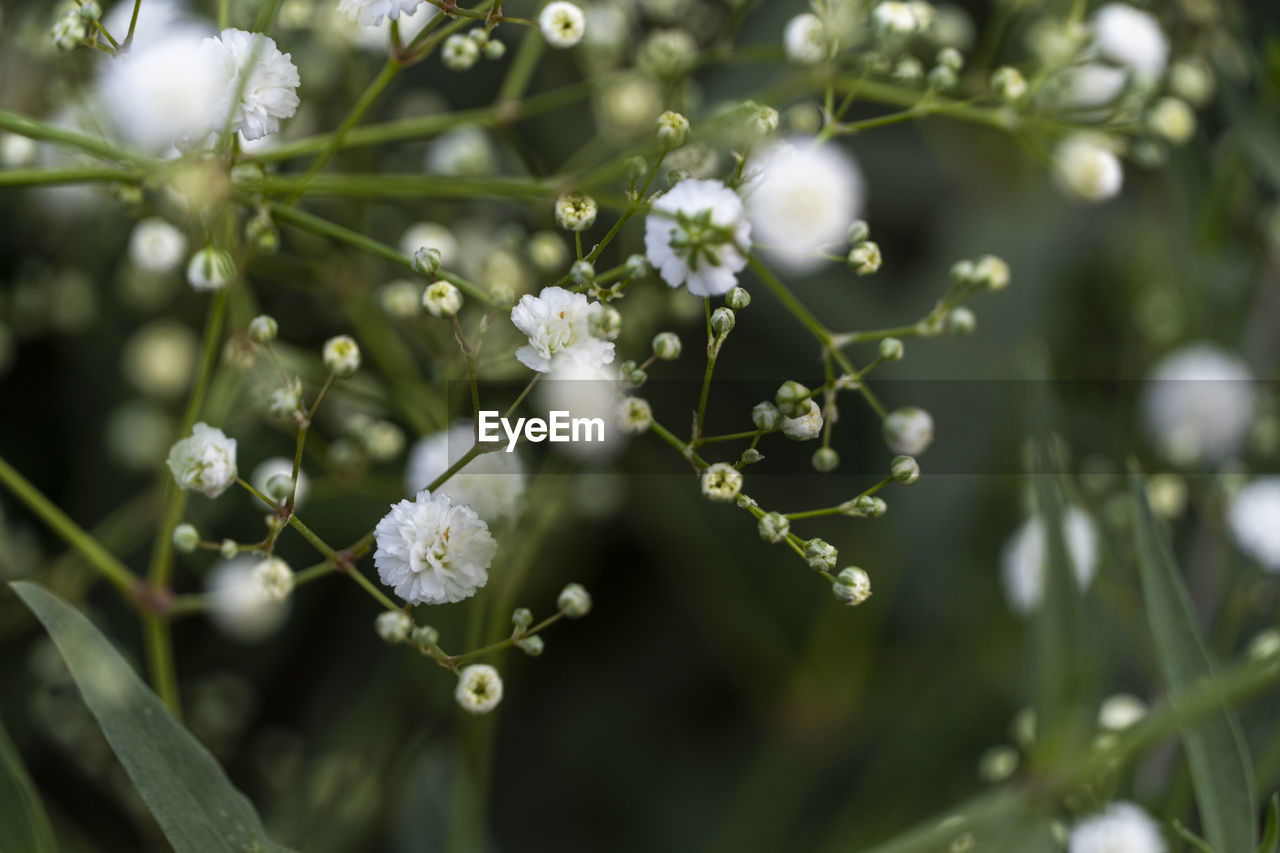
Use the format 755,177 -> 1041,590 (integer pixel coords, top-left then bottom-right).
143,617 -> 181,718
503,374 -> 541,419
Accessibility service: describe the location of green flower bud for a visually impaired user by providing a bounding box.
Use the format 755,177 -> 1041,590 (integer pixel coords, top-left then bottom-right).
558,583 -> 592,618
652,332 -> 682,360
248,314 -> 278,343
880,337 -> 904,361
172,523 -> 200,553
891,455 -> 920,484
753,401 -> 781,430
805,538 -> 838,571
812,447 -> 840,472
847,240 -> 882,276
758,511 -> 790,543
725,286 -> 751,310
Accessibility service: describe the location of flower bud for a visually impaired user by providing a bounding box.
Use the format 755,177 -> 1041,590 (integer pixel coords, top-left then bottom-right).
512,607 -> 534,629
570,259 -> 595,285
847,219 -> 871,244
652,332 -> 682,360
484,39 -> 506,59
725,286 -> 751,310
991,66 -> 1027,100
978,746 -> 1019,782
590,304 -> 622,340
375,610 -> 412,643
950,259 -> 976,284
656,110 -> 691,148
625,253 -> 651,278
847,241 -> 882,276
945,306 -> 976,335
254,557 -> 294,600
628,367 -> 648,386
894,57 -> 924,82
558,583 -> 592,618
775,380 -> 811,417
263,472 -> 293,502
972,254 -> 1010,290
1147,97 -> 1196,146
701,462 -> 743,502
812,447 -> 840,472
752,401 -> 781,431
758,511 -> 790,544
517,635 -> 545,656
782,399 -> 823,441
832,567 -> 871,605
248,314 -> 278,343
879,337 -> 904,361
739,448 -> 763,465
423,281 -> 463,317
78,1 -> 102,21
442,33 -> 480,70
172,523 -> 200,553
186,247 -> 235,291
411,624 -> 440,647
455,664 -> 504,714
617,397 -> 652,433
411,246 -> 442,275
805,538 -> 838,571
936,47 -> 963,71
555,193 -> 598,231
891,455 -> 920,484
710,306 -> 735,336
625,157 -> 649,182
323,335 -> 361,377
883,407 -> 934,455
928,65 -> 957,90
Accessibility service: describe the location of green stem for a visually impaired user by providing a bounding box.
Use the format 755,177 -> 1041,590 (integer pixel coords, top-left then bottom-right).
0,109 -> 150,165
0,167 -> 139,188
143,617 -> 181,719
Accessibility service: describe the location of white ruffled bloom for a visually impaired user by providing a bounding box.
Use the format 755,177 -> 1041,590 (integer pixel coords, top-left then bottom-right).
206,556 -> 289,642
129,218 -> 187,274
1000,507 -> 1098,616
166,422 -> 237,498
338,0 -> 424,28
1068,802 -> 1166,853
1141,344 -> 1255,466
405,422 -> 526,523
644,179 -> 751,296
373,490 -> 498,604
1229,479 -> 1280,571
784,13 -> 826,64
539,1 -> 586,49
1053,134 -> 1123,203
745,138 -> 865,275
210,28 -> 300,141
1091,4 -> 1168,78
510,286 -> 615,373
455,664 -> 504,714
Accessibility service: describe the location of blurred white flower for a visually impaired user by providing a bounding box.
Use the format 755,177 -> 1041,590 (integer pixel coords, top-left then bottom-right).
1000,506 -> 1097,616
102,0 -> 211,50
1098,694 -> 1148,731
534,360 -> 625,461
1068,802 -> 1165,853
510,286 -> 615,373
207,556 -> 290,642
784,14 -> 826,64
406,422 -> 526,523
744,138 -> 865,275
1091,4 -> 1167,78
1228,479 -> 1280,571
122,319 -> 196,397
1141,344 -> 1255,466
400,222 -> 459,266
1056,64 -> 1129,109
338,0 -> 423,28
211,28 -> 300,141
425,126 -> 496,176
1053,134 -> 1123,203
253,556 -> 294,601
455,663 -> 504,713
644,179 -> 751,296
166,422 -> 237,498
373,490 -> 497,604
128,218 -> 187,274
539,1 -> 586,48
883,407 -> 934,456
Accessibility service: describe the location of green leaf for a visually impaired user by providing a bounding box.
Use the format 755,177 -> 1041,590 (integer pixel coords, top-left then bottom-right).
1129,474 -> 1258,853
10,581 -> 295,853
0,712 -> 56,853
1257,793 -> 1279,853
1176,819 -> 1220,853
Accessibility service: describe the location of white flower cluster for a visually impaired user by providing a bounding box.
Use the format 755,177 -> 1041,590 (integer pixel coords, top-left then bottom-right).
373,490 -> 499,605
510,286 -> 616,373
644,179 -> 752,296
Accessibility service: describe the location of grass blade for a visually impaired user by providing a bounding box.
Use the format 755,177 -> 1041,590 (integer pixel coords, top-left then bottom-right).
0,712 -> 56,853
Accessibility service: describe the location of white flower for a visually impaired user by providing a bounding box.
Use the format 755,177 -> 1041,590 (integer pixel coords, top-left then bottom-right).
122,320 -> 196,397
700,463 -> 743,502
1056,64 -> 1129,109
510,286 -> 615,373
784,14 -> 826,64
781,399 -> 823,441
1069,802 -> 1166,853
400,222 -> 459,266
1098,694 -> 1148,731
338,0 -> 424,28
253,556 -> 294,601
97,32 -> 232,151
1229,479 -> 1280,571
128,218 -> 187,274
442,33 -> 480,70
373,490 -> 498,604
1000,507 -> 1098,616
539,2 -> 586,49
558,582 -> 592,617
644,179 -> 751,296
323,335 -> 361,377
1141,344 -> 1255,466
455,664 -> 504,714
534,360 -> 625,461
873,1 -> 923,35
1053,134 -> 1123,203
102,0 -> 210,51
423,281 -> 463,317
745,138 -> 865,275
166,422 -> 237,498
405,422 -> 526,523
425,126 -> 495,176
207,556 -> 289,642
1147,97 -> 1195,146
251,456 -> 308,507
1091,4 -> 1167,78
555,193 -> 598,231
210,28 -> 300,141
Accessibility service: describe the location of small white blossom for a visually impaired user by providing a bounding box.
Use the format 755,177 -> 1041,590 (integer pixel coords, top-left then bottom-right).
1141,344 -> 1255,466
784,13 -> 826,65
554,193 -> 598,231
1091,4 -> 1168,78
1228,479 -> 1280,571
373,490 -> 498,604
745,138 -> 865,275
455,664 -> 504,714
1098,694 -> 1148,731
701,463 -> 743,502
406,422 -> 527,523
617,397 -> 653,433
210,28 -> 301,142
129,219 -> 187,274
207,556 -> 289,642
873,1 -> 924,35
423,281 -> 463,317
558,582 -> 592,617
782,399 -> 823,441
375,610 -> 412,643
539,1 -> 586,48
442,33 -> 480,70
644,179 -> 751,296
172,523 -> 200,552
510,286 -> 615,373
338,0 -> 424,28
1053,134 -> 1123,203
253,556 -> 294,601
186,247 -> 235,291
883,407 -> 934,455
1068,802 -> 1166,853
1000,507 -> 1098,616
323,335 -> 361,377
166,422 -> 237,498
